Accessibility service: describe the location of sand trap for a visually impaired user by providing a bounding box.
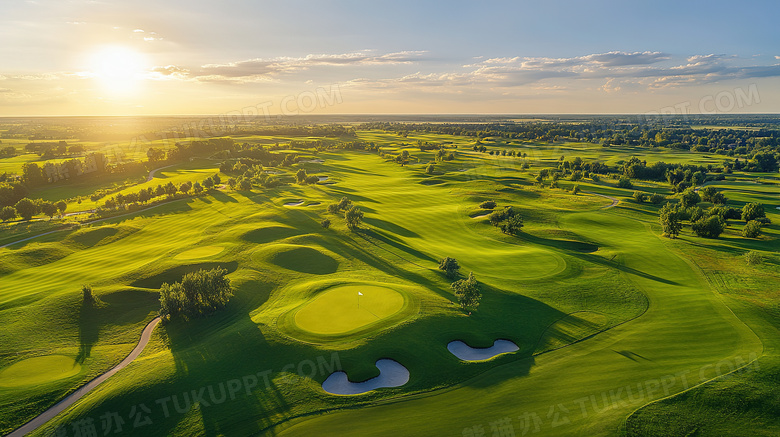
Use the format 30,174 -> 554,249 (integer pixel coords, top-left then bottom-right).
776,207 -> 780,210
307,202 -> 322,206
284,200 -> 305,206
174,246 -> 224,260
0,355 -> 81,387
318,176 -> 329,182
471,212 -> 491,219
265,170 -> 281,174
302,159 -> 324,164
447,339 -> 519,361
322,359 -> 409,395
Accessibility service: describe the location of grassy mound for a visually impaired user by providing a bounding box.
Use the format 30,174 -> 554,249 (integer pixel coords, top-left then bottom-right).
269,246 -> 338,275
242,226 -> 302,244
0,355 -> 81,388
174,246 -> 225,260
131,261 -> 238,289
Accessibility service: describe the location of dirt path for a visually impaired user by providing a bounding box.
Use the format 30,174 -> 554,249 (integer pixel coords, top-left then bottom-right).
7,317 -> 161,437
584,191 -> 619,208
146,164 -> 177,182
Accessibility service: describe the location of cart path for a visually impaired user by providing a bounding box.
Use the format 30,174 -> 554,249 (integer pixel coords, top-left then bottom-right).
6,317 -> 161,437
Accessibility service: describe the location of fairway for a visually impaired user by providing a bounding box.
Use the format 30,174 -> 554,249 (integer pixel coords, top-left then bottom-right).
294,285 -> 406,335
0,356 -> 80,388
174,246 -> 225,260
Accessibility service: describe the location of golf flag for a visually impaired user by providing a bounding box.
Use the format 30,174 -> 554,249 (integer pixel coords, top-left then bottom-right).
358,292 -> 363,296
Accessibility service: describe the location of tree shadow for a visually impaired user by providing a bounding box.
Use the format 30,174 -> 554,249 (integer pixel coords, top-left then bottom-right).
210,190 -> 239,203
357,228 -> 436,264
362,217 -> 421,238
75,301 -> 100,364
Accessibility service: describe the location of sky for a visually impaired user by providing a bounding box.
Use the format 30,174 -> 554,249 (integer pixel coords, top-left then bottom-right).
0,0 -> 779,116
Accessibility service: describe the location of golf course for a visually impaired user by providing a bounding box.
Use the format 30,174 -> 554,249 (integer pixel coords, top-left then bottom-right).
0,117 -> 778,437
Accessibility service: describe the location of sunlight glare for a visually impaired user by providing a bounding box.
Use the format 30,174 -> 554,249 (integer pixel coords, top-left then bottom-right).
89,46 -> 148,96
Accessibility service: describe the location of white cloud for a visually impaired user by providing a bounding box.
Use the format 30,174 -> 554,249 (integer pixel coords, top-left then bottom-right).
194,51 -> 427,82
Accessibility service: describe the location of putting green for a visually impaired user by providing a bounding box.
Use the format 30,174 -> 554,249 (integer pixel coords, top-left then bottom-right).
0,355 -> 81,388
174,246 -> 224,260
294,285 -> 406,335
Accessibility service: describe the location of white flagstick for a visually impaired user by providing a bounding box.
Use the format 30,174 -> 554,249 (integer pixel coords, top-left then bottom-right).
358,291 -> 363,308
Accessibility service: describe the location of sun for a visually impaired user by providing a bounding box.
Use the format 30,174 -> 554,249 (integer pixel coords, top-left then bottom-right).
88,46 -> 149,96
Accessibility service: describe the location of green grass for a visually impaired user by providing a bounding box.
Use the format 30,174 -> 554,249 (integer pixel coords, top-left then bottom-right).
293,284 -> 407,336
0,131 -> 776,437
0,355 -> 81,388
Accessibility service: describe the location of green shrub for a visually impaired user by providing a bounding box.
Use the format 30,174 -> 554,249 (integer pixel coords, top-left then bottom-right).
692,216 -> 726,238
742,220 -> 762,238
744,251 -> 763,265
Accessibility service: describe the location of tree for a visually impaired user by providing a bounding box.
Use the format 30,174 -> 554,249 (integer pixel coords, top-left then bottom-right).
305,175 -> 320,185
212,173 -> 221,185
164,181 -> 177,195
82,284 -> 99,305
138,188 -> 151,203
617,176 -> 633,189
227,177 -> 237,189
479,200 -> 497,209
711,191 -> 727,204
192,181 -> 203,193
451,272 -> 482,311
488,206 -> 515,227
678,188 -> 701,208
425,164 -> 435,175
203,177 -> 215,190
633,191 -> 647,203
744,251 -> 763,265
659,203 -> 682,238
338,196 -> 353,210
179,181 -> 192,193
56,201 -> 67,216
742,220 -> 762,238
320,218 -> 331,229
572,184 -> 581,195
295,168 -> 307,184
741,202 -> 765,222
344,206 -> 364,230
15,198 -> 39,220
499,215 -> 524,235
238,178 -> 252,190
438,257 -> 460,279
699,186 -> 717,202
649,193 -> 665,204
692,216 -> 725,238
159,268 -> 233,321
0,206 -> 16,222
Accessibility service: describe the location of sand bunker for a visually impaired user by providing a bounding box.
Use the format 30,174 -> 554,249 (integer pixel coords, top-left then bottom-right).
447,339 -> 519,361
284,200 -> 305,206
471,212 -> 491,219
318,176 -> 329,182
322,359 -> 409,395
